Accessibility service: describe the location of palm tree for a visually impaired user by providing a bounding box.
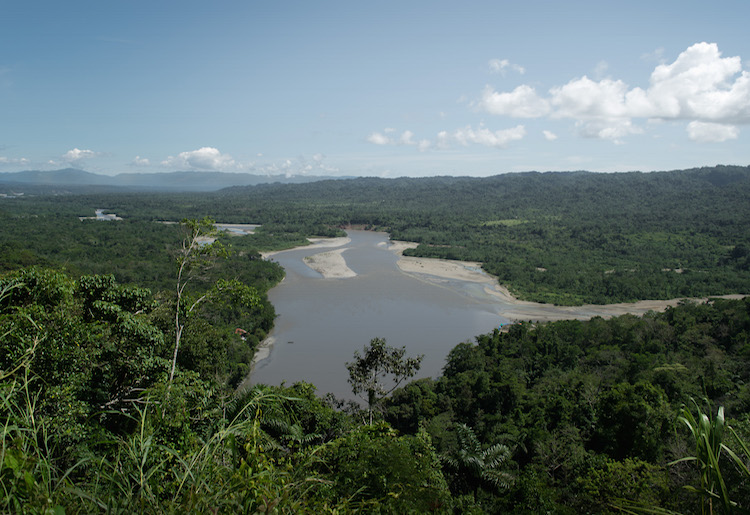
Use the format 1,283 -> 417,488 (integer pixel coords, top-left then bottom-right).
441,423 -> 515,499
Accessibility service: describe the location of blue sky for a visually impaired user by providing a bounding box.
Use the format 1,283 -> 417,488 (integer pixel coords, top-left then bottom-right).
1,1 -> 749,177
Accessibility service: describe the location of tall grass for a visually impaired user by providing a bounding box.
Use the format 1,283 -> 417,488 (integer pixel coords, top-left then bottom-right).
1,348 -> 347,513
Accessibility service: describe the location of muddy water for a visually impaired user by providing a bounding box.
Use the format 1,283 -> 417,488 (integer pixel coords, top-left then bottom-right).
250,231 -> 508,399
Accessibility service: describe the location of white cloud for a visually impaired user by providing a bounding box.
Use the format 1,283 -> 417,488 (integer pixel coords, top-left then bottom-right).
367,124 -> 526,151
479,85 -> 551,118
255,154 -> 339,177
542,130 -> 558,141
687,121 -> 739,142
628,42 -> 750,123
0,156 -> 30,165
453,124 -> 526,148
488,58 -> 525,75
550,76 -> 630,119
161,147 -> 236,171
131,155 -> 150,167
436,131 -> 451,149
480,42 -> 750,143
641,47 -> 666,64
400,130 -> 416,145
577,119 -> 642,144
367,132 -> 392,145
366,129 -> 420,147
593,60 -> 609,80
62,148 -> 97,163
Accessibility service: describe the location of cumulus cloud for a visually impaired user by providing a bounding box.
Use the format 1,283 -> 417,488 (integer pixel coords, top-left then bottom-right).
367,129 -> 421,147
255,154 -> 339,177
577,119 -> 642,144
130,155 -> 150,167
0,156 -> 30,165
161,147 -> 236,171
366,124 -> 527,151
453,124 -> 526,148
549,77 -> 630,119
480,42 -> 750,142
627,42 -> 750,122
480,85 -> 551,118
62,148 -> 97,163
542,130 -> 558,141
399,130 -> 415,145
488,58 -> 525,75
436,131 -> 451,149
367,132 -> 392,145
687,121 -> 739,142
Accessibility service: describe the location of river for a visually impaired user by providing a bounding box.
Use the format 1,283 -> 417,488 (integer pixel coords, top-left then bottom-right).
250,230 -> 508,399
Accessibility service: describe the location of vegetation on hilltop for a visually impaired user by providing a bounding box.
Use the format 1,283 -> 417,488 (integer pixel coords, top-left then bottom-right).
4,165 -> 747,304
2,264 -> 749,512
2,165 -> 750,511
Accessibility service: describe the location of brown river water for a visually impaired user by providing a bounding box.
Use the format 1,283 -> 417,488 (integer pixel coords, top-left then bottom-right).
249,230 -> 509,399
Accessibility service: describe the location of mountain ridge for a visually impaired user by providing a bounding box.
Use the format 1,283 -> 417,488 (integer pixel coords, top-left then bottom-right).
0,168 -> 347,192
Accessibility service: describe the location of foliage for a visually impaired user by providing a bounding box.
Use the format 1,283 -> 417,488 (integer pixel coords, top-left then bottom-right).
670,400 -> 750,514
4,165 -> 750,304
313,422 -> 452,512
440,423 -> 515,499
346,337 -> 423,424
385,297 -> 750,511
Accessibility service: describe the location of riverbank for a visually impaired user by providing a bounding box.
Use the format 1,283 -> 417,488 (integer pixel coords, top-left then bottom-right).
250,232 -> 746,369
386,239 -> 746,323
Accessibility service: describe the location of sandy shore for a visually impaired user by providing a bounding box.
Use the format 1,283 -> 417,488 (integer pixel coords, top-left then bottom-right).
304,249 -> 356,278
258,233 -> 745,331
387,239 -> 746,323
247,233 -> 747,372
252,337 -> 275,365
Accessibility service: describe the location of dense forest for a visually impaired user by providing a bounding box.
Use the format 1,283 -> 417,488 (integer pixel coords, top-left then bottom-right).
3,165 -> 748,304
1,165 -> 750,512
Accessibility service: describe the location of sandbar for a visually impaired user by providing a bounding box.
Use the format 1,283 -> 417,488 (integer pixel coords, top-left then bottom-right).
261,236 -> 351,259
252,337 -> 275,365
303,249 -> 356,279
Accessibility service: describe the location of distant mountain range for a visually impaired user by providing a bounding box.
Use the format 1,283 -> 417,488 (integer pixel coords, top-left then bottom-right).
0,168 -> 344,193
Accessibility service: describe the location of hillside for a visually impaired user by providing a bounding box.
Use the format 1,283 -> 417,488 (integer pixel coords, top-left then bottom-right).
3,165 -> 749,304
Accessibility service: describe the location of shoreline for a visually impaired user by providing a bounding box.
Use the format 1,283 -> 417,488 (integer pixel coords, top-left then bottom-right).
386,239 -> 746,323
250,232 -> 747,369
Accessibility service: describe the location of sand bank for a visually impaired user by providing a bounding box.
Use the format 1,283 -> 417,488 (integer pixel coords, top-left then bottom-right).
261,236 -> 350,259
387,239 -> 746,323
252,337 -> 275,365
304,249 -> 356,278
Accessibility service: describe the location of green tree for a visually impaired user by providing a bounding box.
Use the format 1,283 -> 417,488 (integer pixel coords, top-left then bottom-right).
346,337 -> 423,424
171,217 -> 228,384
441,423 -> 515,501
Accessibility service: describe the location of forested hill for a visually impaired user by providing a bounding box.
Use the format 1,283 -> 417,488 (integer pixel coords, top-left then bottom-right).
3,165 -> 749,304
212,165 -> 750,304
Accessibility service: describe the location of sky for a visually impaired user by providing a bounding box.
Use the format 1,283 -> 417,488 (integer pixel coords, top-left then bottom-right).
1,1 -> 749,178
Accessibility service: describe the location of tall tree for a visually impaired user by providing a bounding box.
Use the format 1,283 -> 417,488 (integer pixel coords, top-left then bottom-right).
170,218 -> 227,384
346,337 -> 423,424
169,218 -> 261,386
